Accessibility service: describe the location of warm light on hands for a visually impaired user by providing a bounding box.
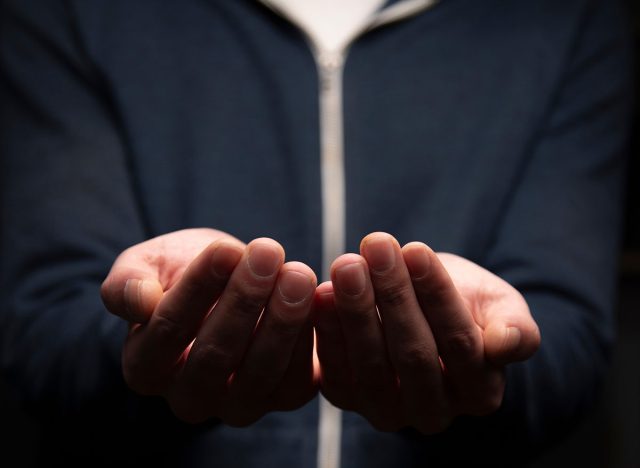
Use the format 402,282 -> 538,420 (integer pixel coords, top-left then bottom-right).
100,229 -> 540,432
100,228 -> 318,426
313,232 -> 540,434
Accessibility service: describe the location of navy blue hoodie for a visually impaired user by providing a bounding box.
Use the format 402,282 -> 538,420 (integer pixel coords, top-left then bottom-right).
0,0 -> 633,466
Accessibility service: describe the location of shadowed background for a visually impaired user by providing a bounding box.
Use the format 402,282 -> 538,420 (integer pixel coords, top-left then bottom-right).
0,2 -> 638,466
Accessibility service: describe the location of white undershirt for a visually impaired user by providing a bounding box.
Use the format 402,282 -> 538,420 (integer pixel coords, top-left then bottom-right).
266,0 -> 386,52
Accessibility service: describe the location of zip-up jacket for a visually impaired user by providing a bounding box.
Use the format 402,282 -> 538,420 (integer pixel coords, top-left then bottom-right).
0,0 -> 633,466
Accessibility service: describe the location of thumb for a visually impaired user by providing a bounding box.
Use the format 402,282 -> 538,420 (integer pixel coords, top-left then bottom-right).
101,265 -> 164,323
483,301 -> 541,366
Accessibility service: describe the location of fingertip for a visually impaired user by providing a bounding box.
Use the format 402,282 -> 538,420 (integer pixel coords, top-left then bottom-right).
316,280 -> 334,296
124,278 -> 164,323
208,240 -> 244,278
359,233 -> 402,274
503,326 -> 522,353
140,279 -> 164,317
359,231 -> 397,251
100,275 -> 116,313
314,282 -> 335,310
484,322 -> 540,364
246,238 -> 285,277
312,282 -> 336,325
282,261 -> 318,286
330,253 -> 365,275
249,237 -> 285,258
278,268 -> 316,305
401,242 -> 433,280
521,322 -> 542,360
401,241 -> 429,251
213,236 -> 245,250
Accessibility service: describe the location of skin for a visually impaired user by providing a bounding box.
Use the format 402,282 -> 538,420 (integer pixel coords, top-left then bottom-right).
101,229 -> 540,432
314,232 -> 540,433
101,228 -> 318,426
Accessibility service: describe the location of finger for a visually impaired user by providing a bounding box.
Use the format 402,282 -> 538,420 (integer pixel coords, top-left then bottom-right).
360,233 -> 448,433
122,239 -> 244,394
221,322 -> 318,428
482,298 -> 541,365
101,260 -> 164,323
401,242 -> 500,413
402,242 -> 484,362
229,262 -> 316,409
312,281 -> 355,411
174,238 -> 284,418
271,322 -> 317,412
331,253 -> 402,431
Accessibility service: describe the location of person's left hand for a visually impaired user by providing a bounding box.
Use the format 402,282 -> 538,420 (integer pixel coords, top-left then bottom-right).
313,232 -> 540,434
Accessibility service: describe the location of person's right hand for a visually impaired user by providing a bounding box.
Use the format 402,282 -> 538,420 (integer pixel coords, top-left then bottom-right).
100,228 -> 318,425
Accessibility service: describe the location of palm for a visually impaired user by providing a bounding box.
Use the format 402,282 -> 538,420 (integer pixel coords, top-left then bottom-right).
102,228 -> 318,425
118,228 -> 241,291
437,253 -> 535,363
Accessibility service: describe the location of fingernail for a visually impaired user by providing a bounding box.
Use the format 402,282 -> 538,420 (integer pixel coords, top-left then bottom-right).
504,327 -> 521,351
124,278 -> 146,320
403,244 -> 431,280
279,270 -> 313,304
335,263 -> 366,296
247,242 -> 281,277
211,242 -> 242,278
123,278 -> 138,316
139,279 -> 156,299
362,237 -> 395,273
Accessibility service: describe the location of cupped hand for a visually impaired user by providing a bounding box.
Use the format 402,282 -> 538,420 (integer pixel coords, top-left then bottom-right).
101,228 -> 318,426
313,232 -> 540,434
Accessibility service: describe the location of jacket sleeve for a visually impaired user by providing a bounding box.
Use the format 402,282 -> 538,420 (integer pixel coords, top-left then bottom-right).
0,0 -> 146,416
476,0 -> 633,451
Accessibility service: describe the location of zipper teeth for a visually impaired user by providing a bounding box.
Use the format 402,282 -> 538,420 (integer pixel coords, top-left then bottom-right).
254,3 -> 443,468
318,51 -> 346,283
316,50 -> 345,468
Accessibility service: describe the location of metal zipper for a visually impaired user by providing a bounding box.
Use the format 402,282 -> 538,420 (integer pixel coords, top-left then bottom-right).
255,2 -> 441,468
315,47 -> 347,468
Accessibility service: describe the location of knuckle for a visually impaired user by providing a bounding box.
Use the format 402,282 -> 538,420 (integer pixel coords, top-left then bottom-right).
150,313 -> 193,346
376,282 -> 413,308
443,329 -> 478,358
341,304 -> 376,328
180,274 -> 209,296
418,276 -> 451,302
225,286 -> 269,318
188,342 -> 235,375
266,308 -> 305,338
396,343 -> 437,374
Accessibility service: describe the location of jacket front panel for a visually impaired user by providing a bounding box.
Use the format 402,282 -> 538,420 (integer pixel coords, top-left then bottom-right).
0,0 -> 632,465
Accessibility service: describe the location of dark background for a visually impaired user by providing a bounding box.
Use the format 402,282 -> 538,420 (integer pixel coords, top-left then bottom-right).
533,1 -> 640,465
1,2 -> 639,466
